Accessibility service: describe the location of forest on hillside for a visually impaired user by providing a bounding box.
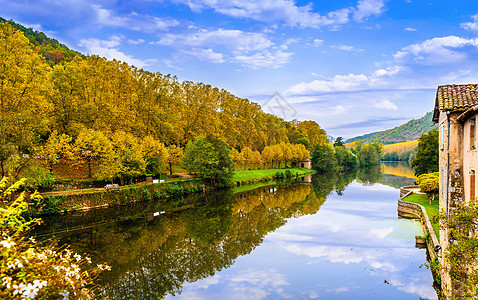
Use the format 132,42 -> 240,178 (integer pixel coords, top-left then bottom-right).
0,21 -> 329,183
346,111 -> 437,144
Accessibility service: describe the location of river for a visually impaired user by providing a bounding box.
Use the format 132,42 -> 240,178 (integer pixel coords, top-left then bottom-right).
35,162 -> 437,299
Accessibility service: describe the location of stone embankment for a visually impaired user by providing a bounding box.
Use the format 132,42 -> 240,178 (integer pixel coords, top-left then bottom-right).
397,185 -> 440,261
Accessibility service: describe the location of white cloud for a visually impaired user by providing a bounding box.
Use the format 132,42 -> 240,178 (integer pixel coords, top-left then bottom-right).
156,29 -> 273,52
92,5 -> 179,33
79,36 -> 154,68
127,39 -> 145,45
404,27 -> 417,32
461,14 -> 478,33
394,36 -> 478,65
171,0 -> 384,29
331,44 -> 364,54
183,48 -> 226,63
285,34 -> 478,98
375,99 -> 398,110
313,39 -> 324,47
155,28 -> 293,68
353,0 -> 386,22
234,50 -> 293,68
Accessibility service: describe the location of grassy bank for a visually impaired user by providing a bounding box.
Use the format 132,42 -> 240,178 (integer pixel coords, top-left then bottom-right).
402,193 -> 439,239
233,168 -> 315,185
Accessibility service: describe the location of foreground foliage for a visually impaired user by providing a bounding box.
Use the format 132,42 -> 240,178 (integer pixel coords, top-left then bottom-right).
0,178 -> 108,299
444,199 -> 478,299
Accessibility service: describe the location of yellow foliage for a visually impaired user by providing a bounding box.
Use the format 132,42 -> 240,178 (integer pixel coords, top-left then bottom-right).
382,140 -> 418,155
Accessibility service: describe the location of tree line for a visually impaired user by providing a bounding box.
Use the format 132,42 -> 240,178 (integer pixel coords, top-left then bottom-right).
0,22 -> 328,183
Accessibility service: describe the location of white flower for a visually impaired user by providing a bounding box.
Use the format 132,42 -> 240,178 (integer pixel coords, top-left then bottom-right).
85,256 -> 92,264
74,253 -> 81,261
33,279 -> 47,289
21,282 -> 39,299
12,283 -> 24,295
29,237 -> 36,243
2,276 -> 12,289
0,237 -> 15,248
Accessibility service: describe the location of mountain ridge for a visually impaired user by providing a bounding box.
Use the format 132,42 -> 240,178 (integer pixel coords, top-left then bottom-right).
346,111 -> 436,144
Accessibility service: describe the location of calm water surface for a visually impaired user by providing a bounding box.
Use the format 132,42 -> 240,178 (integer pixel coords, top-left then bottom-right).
37,163 -> 437,299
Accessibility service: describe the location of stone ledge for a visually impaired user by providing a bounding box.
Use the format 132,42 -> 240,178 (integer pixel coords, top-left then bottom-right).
398,186 -> 440,261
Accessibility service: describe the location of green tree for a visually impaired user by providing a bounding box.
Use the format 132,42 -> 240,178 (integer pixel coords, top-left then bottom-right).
311,144 -> 337,173
333,137 -> 344,147
411,130 -> 438,176
357,142 -> 382,167
184,135 -> 233,188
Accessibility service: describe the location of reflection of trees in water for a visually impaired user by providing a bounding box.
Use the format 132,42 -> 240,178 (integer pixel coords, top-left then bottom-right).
51,183 -> 324,299
357,165 -> 382,185
311,171 -> 356,198
39,165 -> 417,299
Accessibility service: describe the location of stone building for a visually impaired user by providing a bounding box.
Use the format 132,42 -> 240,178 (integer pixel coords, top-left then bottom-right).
433,83 -> 478,298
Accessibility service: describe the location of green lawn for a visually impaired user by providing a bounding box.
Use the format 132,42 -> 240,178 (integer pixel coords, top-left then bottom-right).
233,168 -> 315,184
402,193 -> 440,240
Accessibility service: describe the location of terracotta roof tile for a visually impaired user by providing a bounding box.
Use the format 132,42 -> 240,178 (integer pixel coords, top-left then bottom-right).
436,84 -> 478,111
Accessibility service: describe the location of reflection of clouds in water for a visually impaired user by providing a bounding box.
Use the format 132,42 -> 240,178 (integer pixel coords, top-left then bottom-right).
230,268 -> 289,288
370,227 -> 394,238
350,181 -> 397,192
192,275 -> 221,289
391,279 -> 438,300
308,290 -> 320,298
167,269 -> 292,300
326,285 -> 356,294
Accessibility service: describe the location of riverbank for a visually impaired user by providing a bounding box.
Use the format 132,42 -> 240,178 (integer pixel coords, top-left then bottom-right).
398,185 -> 441,292
36,168 -> 315,214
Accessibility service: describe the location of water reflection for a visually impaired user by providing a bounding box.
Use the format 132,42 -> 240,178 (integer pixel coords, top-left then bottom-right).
35,165 -> 435,299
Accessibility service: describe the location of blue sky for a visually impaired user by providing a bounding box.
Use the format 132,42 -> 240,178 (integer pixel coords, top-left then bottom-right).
3,0 -> 478,138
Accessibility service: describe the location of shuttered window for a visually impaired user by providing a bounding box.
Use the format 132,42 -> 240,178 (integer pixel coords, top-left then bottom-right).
471,118 -> 476,150
471,170 -> 476,201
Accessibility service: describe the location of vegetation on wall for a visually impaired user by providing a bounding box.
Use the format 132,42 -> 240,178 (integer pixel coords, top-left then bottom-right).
444,200 -> 478,299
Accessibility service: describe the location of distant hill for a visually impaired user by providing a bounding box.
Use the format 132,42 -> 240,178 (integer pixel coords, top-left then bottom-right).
0,17 -> 84,65
346,111 -> 436,144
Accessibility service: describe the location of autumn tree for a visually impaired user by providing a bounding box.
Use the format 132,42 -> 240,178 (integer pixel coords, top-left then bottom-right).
417,172 -> 439,204
73,129 -> 114,178
0,22 -> 52,177
140,135 -> 168,176
165,145 -> 184,176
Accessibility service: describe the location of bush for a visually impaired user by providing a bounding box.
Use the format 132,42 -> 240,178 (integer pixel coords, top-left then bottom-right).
273,172 -> 285,180
417,172 -> 439,204
24,165 -> 56,190
284,170 -> 292,179
0,177 -> 109,299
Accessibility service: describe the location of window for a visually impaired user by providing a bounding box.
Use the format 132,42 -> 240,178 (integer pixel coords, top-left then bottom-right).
440,167 -> 443,197
471,169 -> 476,201
440,124 -> 445,150
471,118 -> 476,150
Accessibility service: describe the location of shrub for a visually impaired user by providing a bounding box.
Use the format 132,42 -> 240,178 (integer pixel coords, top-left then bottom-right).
417,172 -> 439,204
284,170 -> 292,179
273,172 -> 285,180
24,165 -> 56,190
0,177 -> 109,299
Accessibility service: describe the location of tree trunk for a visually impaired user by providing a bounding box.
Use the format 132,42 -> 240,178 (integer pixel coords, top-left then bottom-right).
169,162 -> 173,175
